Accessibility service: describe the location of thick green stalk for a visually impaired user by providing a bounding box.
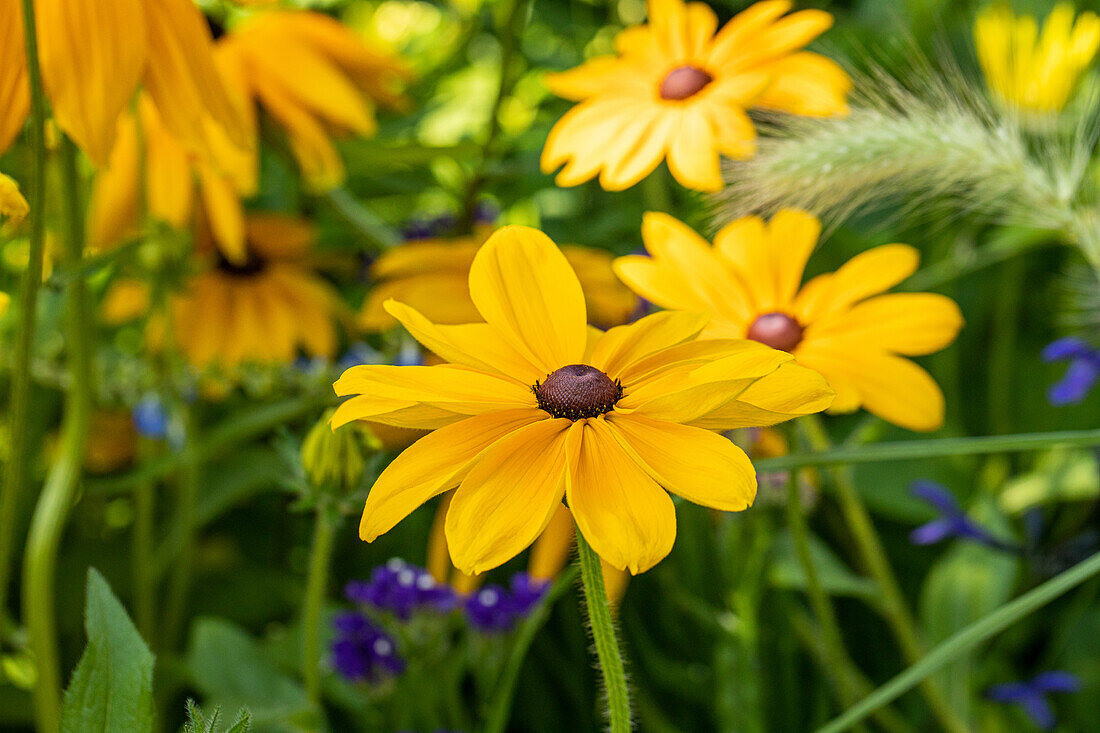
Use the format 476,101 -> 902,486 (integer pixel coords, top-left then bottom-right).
484,566 -> 580,733
756,427 -> 1100,472
800,415 -> 969,733
0,0 -> 51,625
576,530 -> 631,733
23,136 -> 93,733
302,506 -> 338,704
817,548 -> 1100,733
783,471 -> 864,719
163,406 -> 199,649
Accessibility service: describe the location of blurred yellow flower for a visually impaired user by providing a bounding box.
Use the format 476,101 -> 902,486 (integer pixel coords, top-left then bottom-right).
332,225 -> 833,574
0,0 -> 248,166
541,0 -> 851,192
88,91 -> 254,263
360,225 -> 638,331
219,10 -> 413,192
614,210 -> 964,431
975,2 -> 1100,115
0,172 -> 28,225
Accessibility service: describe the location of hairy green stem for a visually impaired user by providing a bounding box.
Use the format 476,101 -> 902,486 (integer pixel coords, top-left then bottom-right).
163,406 -> 199,650
576,530 -> 631,733
0,0 -> 51,626
484,565 -> 580,733
302,506 -> 338,704
817,548 -> 1100,733
23,136 -> 93,733
756,427 -> 1100,472
783,470 -> 864,719
800,415 -> 969,733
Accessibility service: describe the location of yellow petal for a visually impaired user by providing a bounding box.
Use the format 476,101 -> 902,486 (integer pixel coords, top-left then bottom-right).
371,239 -> 481,279
688,361 -> 834,429
753,52 -> 851,116
0,171 -> 29,225
382,299 -> 543,383
810,293 -> 963,356
468,226 -> 587,373
36,0 -> 146,165
543,56 -> 647,101
446,418 -> 576,574
143,0 -> 248,156
330,396 -> 465,431
607,412 -> 756,511
562,245 -> 640,328
589,310 -> 709,379
793,244 -> 920,323
333,364 -> 535,415
714,208 -> 819,312
87,112 -> 139,250
567,418 -> 675,574
0,0 -> 28,154
598,109 -> 678,192
725,9 -> 834,71
708,1 -> 793,68
142,100 -> 193,229
198,167 -> 246,263
358,409 -> 547,542
666,106 -> 722,191
362,273 -> 481,330
246,213 -> 314,260
528,503 -> 575,580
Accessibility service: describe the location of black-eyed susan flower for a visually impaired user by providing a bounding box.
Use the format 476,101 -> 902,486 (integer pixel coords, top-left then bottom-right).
360,223 -> 638,331
0,0 -> 247,166
614,210 -> 964,432
219,10 -> 412,192
88,91 -> 254,262
540,0 -> 851,192
332,226 -> 833,575
975,3 -> 1100,116
0,172 -> 28,225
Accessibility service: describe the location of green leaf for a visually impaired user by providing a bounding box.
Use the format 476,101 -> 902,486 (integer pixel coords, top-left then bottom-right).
769,530 -> 877,598
60,569 -> 155,733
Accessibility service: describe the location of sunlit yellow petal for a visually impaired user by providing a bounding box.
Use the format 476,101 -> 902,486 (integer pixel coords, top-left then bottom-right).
793,244 -> 919,323
688,361 -> 834,429
589,310 -> 709,379
811,293 -> 964,356
334,364 -> 536,415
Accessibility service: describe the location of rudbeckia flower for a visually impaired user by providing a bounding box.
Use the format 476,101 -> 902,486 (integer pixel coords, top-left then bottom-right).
0,0 -> 247,166
219,10 -> 413,192
540,0 -> 851,192
332,226 -> 833,574
360,224 -> 638,331
975,3 -> 1100,115
88,91 -> 254,262
614,210 -> 964,431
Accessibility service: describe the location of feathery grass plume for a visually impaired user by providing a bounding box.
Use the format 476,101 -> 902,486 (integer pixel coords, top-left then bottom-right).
1058,262 -> 1100,339
716,40 -> 1100,263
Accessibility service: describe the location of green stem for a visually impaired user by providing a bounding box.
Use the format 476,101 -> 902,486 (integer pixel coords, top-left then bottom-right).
755,427 -> 1100,472
484,565 -> 579,733
800,415 -> 969,733
0,0 -> 51,626
302,505 -> 338,704
323,187 -> 400,251
459,0 -> 529,229
816,548 -> 1100,733
131,442 -> 156,644
783,471 -> 864,718
575,529 -> 631,733
163,406 -> 199,650
23,136 -> 94,733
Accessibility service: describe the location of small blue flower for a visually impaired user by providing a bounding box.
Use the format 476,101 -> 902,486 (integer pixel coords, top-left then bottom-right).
346,558 -> 457,619
908,481 -> 1017,551
1043,338 -> 1100,406
331,611 -> 405,682
987,671 -> 1081,730
132,396 -> 168,439
336,342 -> 385,373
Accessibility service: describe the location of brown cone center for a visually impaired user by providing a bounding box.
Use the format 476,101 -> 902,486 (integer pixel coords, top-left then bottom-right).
217,249 -> 266,277
659,65 -> 713,100
534,364 -> 622,420
747,312 -> 803,352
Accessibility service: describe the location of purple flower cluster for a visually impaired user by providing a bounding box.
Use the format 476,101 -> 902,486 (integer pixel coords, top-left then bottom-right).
1043,337 -> 1100,406
402,203 -> 498,241
464,573 -> 548,633
331,611 -> 405,682
987,671 -> 1081,730
346,558 -> 458,619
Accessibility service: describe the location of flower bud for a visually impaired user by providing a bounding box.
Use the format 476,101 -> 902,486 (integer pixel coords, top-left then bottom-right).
302,408 -> 365,491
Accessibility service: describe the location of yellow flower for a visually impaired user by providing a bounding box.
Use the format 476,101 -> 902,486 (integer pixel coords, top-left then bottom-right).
614,210 -> 964,432
137,213 -> 344,368
0,172 -> 28,225
332,226 -> 833,574
540,0 -> 851,192
88,91 -> 254,262
0,0 -> 248,166
975,2 -> 1100,115
360,225 -> 638,331
219,10 -> 413,192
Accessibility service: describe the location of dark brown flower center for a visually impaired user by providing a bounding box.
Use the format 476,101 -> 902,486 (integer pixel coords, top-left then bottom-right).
534,364 -> 622,420
217,250 -> 266,277
659,65 -> 713,100
747,312 -> 803,352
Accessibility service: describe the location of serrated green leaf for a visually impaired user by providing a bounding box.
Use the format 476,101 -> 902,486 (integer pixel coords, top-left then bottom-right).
60,569 -> 155,733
